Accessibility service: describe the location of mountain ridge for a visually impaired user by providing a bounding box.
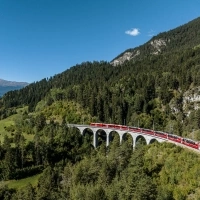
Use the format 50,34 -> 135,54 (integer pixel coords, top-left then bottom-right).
0,78 -> 28,87
0,78 -> 29,97
111,17 -> 200,65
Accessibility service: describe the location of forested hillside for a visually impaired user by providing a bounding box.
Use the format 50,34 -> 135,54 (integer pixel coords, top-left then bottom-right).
1,137 -> 200,199
112,17 -> 200,64
1,46 -> 200,137
0,86 -> 27,97
1,17 -> 200,199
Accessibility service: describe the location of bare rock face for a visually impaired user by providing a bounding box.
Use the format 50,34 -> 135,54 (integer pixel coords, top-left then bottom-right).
111,38 -> 170,66
111,50 -> 140,66
169,87 -> 200,117
150,39 -> 168,55
183,87 -> 200,116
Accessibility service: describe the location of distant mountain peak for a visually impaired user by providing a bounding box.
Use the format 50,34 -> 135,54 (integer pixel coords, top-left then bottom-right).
0,78 -> 29,87
0,79 -> 29,97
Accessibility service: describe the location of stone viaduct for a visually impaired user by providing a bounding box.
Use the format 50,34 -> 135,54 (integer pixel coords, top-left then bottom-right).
68,124 -> 167,148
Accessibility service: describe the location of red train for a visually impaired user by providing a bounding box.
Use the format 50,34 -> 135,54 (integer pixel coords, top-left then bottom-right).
90,123 -> 128,130
90,122 -> 200,150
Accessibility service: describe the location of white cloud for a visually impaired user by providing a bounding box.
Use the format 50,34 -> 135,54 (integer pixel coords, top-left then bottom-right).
125,28 -> 140,36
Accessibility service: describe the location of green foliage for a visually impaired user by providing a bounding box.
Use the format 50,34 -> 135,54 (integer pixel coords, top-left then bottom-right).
2,44 -> 200,136
11,183 -> 35,200
0,185 -> 15,200
2,46 -> 200,136
0,137 -> 200,199
58,142 -> 200,200
36,167 -> 60,200
1,16 -> 200,200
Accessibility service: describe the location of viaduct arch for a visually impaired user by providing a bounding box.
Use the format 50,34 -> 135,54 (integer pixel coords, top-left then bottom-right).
68,124 -> 167,148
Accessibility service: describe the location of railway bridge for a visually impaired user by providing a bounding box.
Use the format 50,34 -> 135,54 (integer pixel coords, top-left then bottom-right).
68,124 -> 167,148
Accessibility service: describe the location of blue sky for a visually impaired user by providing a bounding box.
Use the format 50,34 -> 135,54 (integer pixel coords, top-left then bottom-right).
0,0 -> 199,83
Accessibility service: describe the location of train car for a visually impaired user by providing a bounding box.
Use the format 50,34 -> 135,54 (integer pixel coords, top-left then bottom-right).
111,124 -> 127,130
129,126 -> 141,132
182,138 -> 199,149
168,133 -> 182,143
154,131 -> 168,139
90,123 -> 107,128
120,125 -> 128,130
90,122 -> 99,127
141,128 -> 154,135
112,124 -> 118,129
107,124 -> 116,129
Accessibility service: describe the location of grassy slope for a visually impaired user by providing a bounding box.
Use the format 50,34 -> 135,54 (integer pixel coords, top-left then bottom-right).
0,114 -> 15,143
0,107 -> 34,143
4,174 -> 42,189
0,107 -> 43,190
